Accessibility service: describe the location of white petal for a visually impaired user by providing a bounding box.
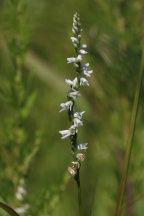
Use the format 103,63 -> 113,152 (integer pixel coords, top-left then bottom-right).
69,91 -> 80,99
73,77 -> 78,87
79,49 -> 88,54
72,26 -> 78,32
70,125 -> 77,134
71,161 -> 80,169
74,118 -> 83,127
70,37 -> 78,43
81,44 -> 87,48
15,207 -> 25,214
76,55 -> 82,62
17,186 -> 26,195
74,111 -> 85,119
83,70 -> 93,77
59,129 -> 71,139
77,143 -> 88,150
65,78 -> 78,88
80,77 -> 89,86
65,79 -> 73,86
16,192 -> 23,201
68,167 -> 76,176
76,153 -> 86,161
67,57 -> 76,64
81,63 -> 90,69
59,101 -> 73,112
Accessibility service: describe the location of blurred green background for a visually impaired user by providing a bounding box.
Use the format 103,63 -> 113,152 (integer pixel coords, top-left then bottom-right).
0,0 -> 144,215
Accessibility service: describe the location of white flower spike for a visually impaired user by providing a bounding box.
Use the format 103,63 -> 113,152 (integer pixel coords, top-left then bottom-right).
59,12 -> 93,181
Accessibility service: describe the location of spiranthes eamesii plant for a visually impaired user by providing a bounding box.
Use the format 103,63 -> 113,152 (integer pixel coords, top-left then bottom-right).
59,12 -> 93,212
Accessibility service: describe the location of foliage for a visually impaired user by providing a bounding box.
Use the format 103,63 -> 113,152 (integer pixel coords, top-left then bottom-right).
0,0 -> 144,216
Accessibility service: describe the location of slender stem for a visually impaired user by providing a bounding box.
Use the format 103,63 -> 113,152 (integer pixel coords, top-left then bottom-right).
115,47 -> 144,216
78,182 -> 81,215
0,201 -> 20,216
75,169 -> 81,215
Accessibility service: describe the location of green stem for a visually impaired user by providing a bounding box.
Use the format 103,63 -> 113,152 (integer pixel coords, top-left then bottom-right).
75,169 -> 81,216
0,201 -> 20,216
115,47 -> 144,216
78,183 -> 81,215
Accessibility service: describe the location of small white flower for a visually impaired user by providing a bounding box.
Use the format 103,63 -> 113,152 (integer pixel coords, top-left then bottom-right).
74,111 -> 85,119
70,37 -> 78,43
15,207 -> 25,214
69,90 -> 80,99
72,77 -> 78,87
59,101 -> 73,112
81,63 -> 89,69
80,44 -> 87,48
83,70 -> 93,77
79,49 -> 87,54
80,77 -> 89,86
15,204 -> 30,214
77,143 -> 88,150
76,153 -> 86,162
17,186 -> 26,195
16,192 -> 24,201
59,129 -> 71,139
71,161 -> 80,169
76,54 -> 82,62
69,125 -> 78,134
65,79 -> 73,86
67,57 -> 76,64
68,166 -> 76,176
59,125 -> 77,139
72,26 -> 78,33
65,77 -> 78,88
74,118 -> 83,127
67,55 -> 82,64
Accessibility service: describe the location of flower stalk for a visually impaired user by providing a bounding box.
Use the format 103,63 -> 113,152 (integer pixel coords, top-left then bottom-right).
59,12 -> 93,214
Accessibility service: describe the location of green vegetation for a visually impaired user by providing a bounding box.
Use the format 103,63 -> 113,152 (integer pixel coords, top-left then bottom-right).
0,0 -> 144,215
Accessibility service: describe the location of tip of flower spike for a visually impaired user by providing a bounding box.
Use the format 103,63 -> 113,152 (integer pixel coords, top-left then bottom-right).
74,12 -> 80,19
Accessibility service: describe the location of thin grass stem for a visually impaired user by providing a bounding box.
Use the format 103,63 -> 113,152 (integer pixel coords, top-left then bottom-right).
115,46 -> 144,216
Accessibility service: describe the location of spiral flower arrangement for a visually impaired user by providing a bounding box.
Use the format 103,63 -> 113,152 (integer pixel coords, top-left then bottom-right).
59,12 -> 93,191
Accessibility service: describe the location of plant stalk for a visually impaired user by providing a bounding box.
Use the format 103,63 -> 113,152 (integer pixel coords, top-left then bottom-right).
75,169 -> 81,215
115,46 -> 144,216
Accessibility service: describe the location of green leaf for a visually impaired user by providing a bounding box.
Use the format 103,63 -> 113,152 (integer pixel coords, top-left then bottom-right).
0,201 -> 20,216
21,91 -> 36,118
